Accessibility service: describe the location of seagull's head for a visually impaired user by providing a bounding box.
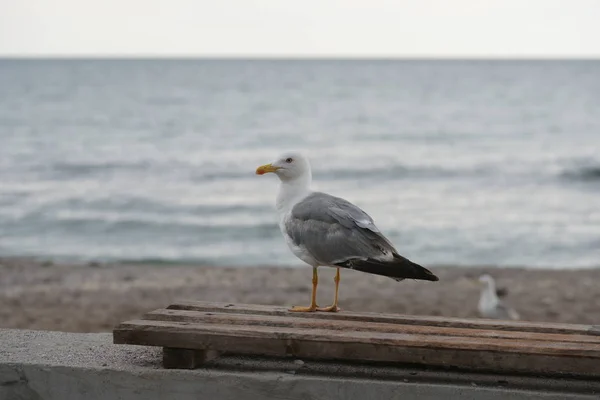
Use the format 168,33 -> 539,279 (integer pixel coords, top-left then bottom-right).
255,151 -> 312,182
478,274 -> 495,286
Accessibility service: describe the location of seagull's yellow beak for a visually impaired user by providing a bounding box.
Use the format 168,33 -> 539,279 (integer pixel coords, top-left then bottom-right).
256,163 -> 280,175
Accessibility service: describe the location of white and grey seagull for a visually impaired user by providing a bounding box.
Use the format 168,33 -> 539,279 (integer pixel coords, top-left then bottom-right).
256,151 -> 439,312
477,274 -> 520,320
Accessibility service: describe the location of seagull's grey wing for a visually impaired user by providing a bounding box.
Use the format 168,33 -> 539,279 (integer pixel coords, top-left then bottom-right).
496,302 -> 520,320
496,287 -> 509,298
483,301 -> 519,320
285,192 -> 439,282
285,192 -> 396,266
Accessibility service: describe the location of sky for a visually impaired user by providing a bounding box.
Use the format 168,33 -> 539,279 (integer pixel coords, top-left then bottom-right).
1,0 -> 599,58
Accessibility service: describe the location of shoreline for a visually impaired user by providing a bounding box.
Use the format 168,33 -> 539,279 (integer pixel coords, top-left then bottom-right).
1,257 -> 599,332
3,255 -> 598,271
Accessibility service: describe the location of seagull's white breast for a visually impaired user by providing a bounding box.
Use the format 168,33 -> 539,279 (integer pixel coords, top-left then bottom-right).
478,292 -> 499,316
279,211 -> 319,267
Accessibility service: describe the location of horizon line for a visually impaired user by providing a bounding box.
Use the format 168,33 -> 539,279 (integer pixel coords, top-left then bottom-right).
1,54 -> 599,61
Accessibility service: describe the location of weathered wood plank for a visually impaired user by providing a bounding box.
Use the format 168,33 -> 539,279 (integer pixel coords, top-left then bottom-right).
167,301 -> 600,336
144,309 -> 600,344
114,320 -> 600,377
162,348 -> 219,369
114,320 -> 600,357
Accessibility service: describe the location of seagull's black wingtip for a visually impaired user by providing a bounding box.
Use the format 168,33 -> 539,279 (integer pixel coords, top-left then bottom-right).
335,255 -> 440,282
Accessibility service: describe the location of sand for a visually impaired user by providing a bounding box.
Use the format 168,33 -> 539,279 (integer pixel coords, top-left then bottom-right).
1,257 -> 599,333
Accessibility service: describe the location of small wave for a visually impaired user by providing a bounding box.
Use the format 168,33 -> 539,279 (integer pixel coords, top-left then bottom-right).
36,160 -> 152,179
191,170 -> 257,182
53,196 -> 268,216
8,213 -> 280,242
317,164 -> 492,181
58,215 -> 276,233
561,166 -> 600,182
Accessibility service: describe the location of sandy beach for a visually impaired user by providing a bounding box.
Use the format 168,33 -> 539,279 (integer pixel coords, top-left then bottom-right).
1,257 -> 599,332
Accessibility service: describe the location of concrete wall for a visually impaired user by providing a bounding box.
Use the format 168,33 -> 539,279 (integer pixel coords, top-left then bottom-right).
1,329 -> 599,400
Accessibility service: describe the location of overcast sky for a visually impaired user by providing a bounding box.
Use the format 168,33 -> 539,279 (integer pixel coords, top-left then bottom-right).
1,0 -> 599,57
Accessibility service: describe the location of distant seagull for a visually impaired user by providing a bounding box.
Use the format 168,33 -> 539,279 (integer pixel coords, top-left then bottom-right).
255,151 -> 438,312
477,274 -> 520,320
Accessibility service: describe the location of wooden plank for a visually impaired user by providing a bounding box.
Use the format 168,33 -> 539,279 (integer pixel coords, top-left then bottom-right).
162,348 -> 219,369
168,301 -> 600,336
114,319 -> 600,357
144,309 -> 600,345
114,319 -> 600,377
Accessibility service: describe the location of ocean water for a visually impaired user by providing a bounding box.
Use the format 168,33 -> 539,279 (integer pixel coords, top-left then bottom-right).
0,59 -> 599,268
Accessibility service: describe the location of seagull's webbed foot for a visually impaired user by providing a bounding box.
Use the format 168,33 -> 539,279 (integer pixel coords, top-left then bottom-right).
316,305 -> 341,312
289,305 -> 318,312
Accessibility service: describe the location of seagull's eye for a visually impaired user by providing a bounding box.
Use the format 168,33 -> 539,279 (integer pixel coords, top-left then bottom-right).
285,158 -> 293,163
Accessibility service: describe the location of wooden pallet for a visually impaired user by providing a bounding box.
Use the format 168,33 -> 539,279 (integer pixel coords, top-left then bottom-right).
113,301 -> 600,377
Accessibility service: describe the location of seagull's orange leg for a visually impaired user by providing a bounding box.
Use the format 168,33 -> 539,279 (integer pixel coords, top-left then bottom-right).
317,268 -> 341,312
289,267 -> 319,312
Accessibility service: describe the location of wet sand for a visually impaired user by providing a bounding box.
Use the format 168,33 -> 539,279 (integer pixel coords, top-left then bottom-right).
1,258 -> 599,332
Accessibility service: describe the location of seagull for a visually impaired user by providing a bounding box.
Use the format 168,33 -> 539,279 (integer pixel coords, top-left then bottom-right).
256,151 -> 439,312
477,274 -> 520,320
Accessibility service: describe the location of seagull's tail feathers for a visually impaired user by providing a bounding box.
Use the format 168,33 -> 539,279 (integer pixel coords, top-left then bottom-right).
335,253 -> 439,282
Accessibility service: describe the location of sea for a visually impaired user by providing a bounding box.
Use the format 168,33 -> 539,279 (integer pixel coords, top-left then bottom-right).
0,59 -> 599,269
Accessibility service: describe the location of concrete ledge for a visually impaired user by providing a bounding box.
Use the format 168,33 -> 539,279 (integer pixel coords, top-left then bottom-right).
1,329 -> 599,400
